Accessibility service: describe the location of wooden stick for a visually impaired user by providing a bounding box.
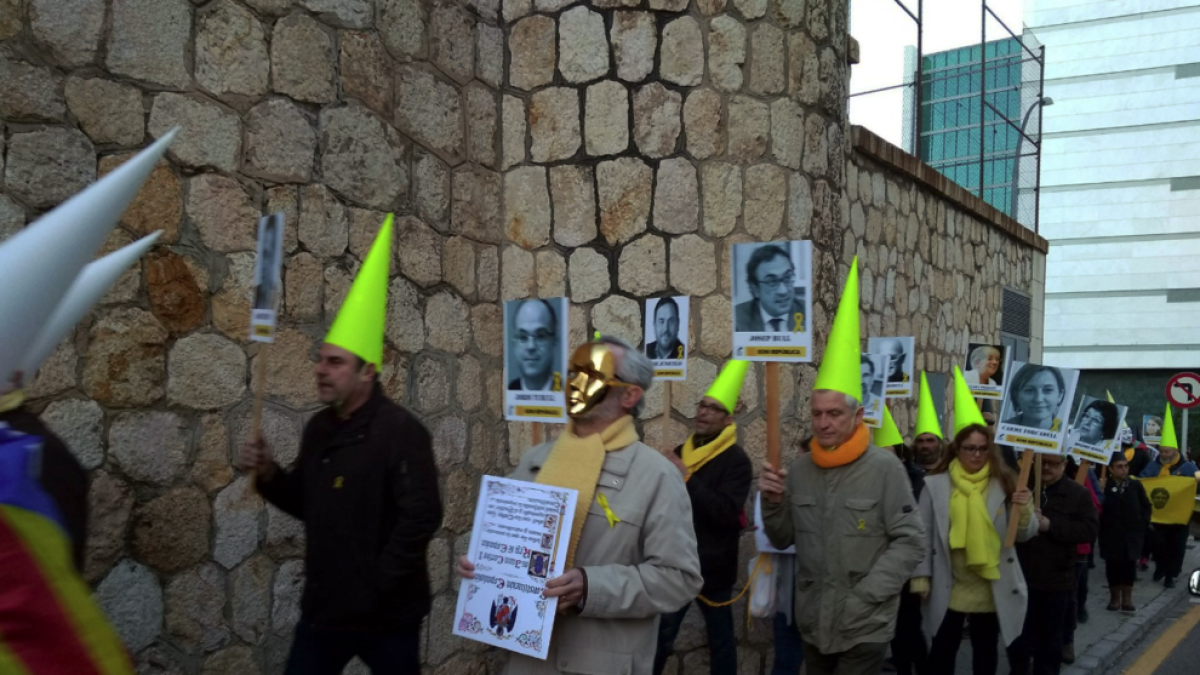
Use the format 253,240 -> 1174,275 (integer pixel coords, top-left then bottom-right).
1034,458 -> 1043,502
1100,466 -> 1108,482
765,362 -> 781,470
1005,449 -> 1035,548
532,422 -> 543,446
1074,459 -> 1091,485
251,347 -> 268,444
662,383 -> 672,452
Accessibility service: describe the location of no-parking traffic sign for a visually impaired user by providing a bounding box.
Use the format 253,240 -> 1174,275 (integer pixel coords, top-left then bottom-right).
1166,372 -> 1200,409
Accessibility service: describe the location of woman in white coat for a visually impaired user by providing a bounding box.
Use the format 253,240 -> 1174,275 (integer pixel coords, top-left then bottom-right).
911,423 -> 1038,675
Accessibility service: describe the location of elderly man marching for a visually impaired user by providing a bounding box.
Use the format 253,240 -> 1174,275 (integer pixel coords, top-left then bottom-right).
457,335 -> 703,675
760,258 -> 926,675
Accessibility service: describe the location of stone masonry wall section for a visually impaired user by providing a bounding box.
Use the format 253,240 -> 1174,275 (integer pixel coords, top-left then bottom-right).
0,0 -> 1044,673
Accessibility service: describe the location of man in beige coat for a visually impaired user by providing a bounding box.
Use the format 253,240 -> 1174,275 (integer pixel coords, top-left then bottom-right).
458,336 -> 703,675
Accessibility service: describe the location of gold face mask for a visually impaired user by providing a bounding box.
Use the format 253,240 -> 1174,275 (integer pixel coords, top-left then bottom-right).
566,343 -> 636,418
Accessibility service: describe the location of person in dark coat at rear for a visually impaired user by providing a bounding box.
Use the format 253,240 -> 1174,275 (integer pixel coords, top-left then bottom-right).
654,361 -> 753,675
1098,453 -> 1150,612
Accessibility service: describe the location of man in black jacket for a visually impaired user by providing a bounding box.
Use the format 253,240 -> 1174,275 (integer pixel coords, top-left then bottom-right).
1008,454 -> 1098,675
653,362 -> 752,675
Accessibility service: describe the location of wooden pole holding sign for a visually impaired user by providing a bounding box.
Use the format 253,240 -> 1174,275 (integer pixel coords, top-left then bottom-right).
251,349 -> 268,443
532,422 -> 543,447
765,362 -> 781,470
1074,460 -> 1090,485
1034,460 -> 1043,504
1005,449 -> 1035,548
661,383 -> 672,450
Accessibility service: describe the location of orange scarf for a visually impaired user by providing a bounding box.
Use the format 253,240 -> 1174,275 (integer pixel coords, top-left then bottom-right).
809,423 -> 870,468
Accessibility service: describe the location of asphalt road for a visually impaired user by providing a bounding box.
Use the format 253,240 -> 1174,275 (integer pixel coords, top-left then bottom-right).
1109,598 -> 1200,675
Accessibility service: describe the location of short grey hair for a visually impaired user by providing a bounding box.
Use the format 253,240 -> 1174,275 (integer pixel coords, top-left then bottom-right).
599,335 -> 652,416
814,389 -> 861,412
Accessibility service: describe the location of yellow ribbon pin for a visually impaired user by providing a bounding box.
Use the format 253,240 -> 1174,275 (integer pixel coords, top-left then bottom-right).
597,494 -> 620,528
857,518 -> 866,531
334,476 -> 344,489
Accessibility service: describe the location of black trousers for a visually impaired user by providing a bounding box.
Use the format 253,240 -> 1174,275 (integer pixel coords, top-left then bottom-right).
1063,559 -> 1088,645
1105,558 -> 1137,587
802,641 -> 888,675
1007,590 -> 1071,675
891,589 -> 929,675
283,617 -> 420,675
1152,523 -> 1190,580
653,589 -> 737,675
928,610 -> 999,675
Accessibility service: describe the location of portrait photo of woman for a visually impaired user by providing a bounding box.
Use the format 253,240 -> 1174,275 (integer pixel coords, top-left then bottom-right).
1072,397 -> 1123,448
965,345 -> 1004,386
1001,364 -> 1072,432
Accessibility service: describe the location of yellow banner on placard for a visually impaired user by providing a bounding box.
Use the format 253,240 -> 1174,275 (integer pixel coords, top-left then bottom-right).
516,406 -> 563,418
1071,447 -> 1109,463
655,369 -> 684,378
1139,476 -> 1198,525
1004,435 -> 1059,450
746,346 -> 807,358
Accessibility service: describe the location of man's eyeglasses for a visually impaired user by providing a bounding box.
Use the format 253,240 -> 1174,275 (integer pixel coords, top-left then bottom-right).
516,331 -> 555,345
753,273 -> 794,291
959,445 -> 989,455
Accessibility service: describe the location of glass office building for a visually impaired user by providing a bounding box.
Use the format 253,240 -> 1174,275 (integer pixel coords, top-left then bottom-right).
917,38 -> 1024,215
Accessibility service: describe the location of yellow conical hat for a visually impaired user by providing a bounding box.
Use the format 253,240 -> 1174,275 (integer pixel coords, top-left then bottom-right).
1160,403 -> 1178,449
325,214 -> 392,367
952,366 -> 986,435
705,361 -> 750,414
915,371 -> 943,439
813,257 -> 861,402
872,405 -> 904,448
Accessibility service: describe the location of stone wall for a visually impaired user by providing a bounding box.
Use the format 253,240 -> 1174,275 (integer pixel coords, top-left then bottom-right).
0,0 -> 1044,674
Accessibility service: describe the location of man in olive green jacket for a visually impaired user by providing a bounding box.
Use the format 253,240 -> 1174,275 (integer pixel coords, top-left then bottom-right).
760,390 -> 925,675
458,337 -> 703,675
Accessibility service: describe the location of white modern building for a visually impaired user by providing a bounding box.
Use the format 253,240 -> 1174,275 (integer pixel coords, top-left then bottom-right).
1029,0 -> 1200,372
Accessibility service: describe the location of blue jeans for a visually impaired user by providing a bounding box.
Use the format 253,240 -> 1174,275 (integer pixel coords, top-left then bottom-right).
771,611 -> 806,675
283,616 -> 421,675
653,589 -> 737,675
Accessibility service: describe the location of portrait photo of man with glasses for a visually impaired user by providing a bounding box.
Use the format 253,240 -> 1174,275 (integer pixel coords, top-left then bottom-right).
503,298 -> 569,423
730,241 -> 813,363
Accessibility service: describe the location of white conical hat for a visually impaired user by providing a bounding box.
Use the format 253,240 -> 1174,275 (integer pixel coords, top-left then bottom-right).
0,128 -> 178,384
18,231 -> 163,377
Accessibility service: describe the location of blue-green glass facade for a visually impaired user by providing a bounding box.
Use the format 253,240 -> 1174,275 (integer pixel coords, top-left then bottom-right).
919,38 -> 1024,215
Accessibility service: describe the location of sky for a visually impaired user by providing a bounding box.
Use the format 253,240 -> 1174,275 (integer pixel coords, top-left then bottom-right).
848,0 -> 1025,148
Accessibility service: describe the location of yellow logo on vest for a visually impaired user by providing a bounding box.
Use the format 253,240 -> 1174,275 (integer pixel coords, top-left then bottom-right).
597,493 -> 620,528
334,476 -> 344,489
856,518 -> 866,531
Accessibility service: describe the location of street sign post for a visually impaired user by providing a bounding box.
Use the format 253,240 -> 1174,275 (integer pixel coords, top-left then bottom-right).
1166,372 -> 1200,455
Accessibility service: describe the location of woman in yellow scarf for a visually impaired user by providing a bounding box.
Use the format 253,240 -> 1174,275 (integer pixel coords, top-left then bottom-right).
910,424 -> 1037,675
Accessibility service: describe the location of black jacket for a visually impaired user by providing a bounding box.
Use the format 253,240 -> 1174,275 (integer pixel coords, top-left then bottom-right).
258,384 -> 442,630
0,406 -> 88,573
1123,445 -> 1152,478
673,437 -> 752,594
1016,477 -> 1099,591
1099,478 -> 1151,562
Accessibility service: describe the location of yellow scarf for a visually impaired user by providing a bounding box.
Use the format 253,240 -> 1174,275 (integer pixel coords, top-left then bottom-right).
948,459 -> 1001,580
0,388 -> 26,414
1158,454 -> 1181,477
1124,448 -> 1134,462
809,423 -> 870,468
536,415 -> 639,567
681,424 -> 738,480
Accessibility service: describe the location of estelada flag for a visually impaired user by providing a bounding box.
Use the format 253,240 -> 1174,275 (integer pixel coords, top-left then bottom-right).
0,430 -> 134,675
1140,476 -> 1198,526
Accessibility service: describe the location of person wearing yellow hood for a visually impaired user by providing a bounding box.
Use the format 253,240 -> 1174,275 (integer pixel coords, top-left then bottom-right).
239,216 -> 443,674
759,258 -> 925,675
1137,404 -> 1200,589
653,361 -> 752,675
910,367 -> 1036,675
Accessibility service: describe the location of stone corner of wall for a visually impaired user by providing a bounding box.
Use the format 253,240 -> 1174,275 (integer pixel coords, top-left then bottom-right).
848,125 -> 1050,255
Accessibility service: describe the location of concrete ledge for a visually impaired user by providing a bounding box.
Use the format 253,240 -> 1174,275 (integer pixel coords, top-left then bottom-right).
850,125 -> 1050,254
1063,585 -> 1194,675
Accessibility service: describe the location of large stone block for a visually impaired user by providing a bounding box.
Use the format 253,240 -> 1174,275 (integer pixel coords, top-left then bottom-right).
168,333 -> 247,409
107,0 -> 191,89
442,236 -> 477,297
476,23 -> 505,88
109,411 -> 188,484
530,87 -> 581,163
65,77 -> 143,147
425,291 -> 471,354
341,30 -> 393,117
683,88 -> 724,160
569,248 -> 610,303
84,308 -> 168,407
165,563 -> 230,654
320,104 -> 407,209
132,487 -> 212,573
771,0 -> 806,28
41,399 -> 105,470
271,13 -> 337,103
299,183 -> 349,258
653,158 -> 699,235
29,0 -> 105,67
96,560 -> 163,653
472,304 -> 504,358
187,174 -> 258,253
660,16 -> 703,86
701,162 -> 742,237
550,165 -> 597,247
230,554 -> 273,645
192,414 -> 233,494
203,647 -> 260,675
149,93 -> 241,172
618,234 -> 667,296
510,15 -> 556,90
250,328 -> 317,408
466,83 -> 497,168
560,6 -> 609,83
378,0 -> 427,60
387,277 -> 426,353
301,0 -> 374,28
500,246 -> 536,300
98,154 -> 182,243
744,164 -> 786,240
4,127 -> 95,209
214,476 -> 264,570
502,95 -> 527,170
670,234 -> 717,296
264,504 -> 306,560
585,80 -> 629,157
505,166 -> 552,249
272,559 -> 305,632
430,0 -> 475,83
770,98 -> 804,170
456,355 -> 482,412
592,295 -> 642,347
632,83 -> 681,158
0,56 -> 64,122
396,66 -> 464,164
708,16 -> 746,92
211,251 -> 256,339
394,215 -> 442,287
748,22 -> 785,95
597,157 -> 652,245
414,149 -> 451,227
196,0 -> 269,99
789,172 -> 814,239
246,98 -> 316,183
612,11 -> 655,83
84,471 -> 134,582
700,294 -> 733,357
727,96 -> 768,164
788,32 -> 820,106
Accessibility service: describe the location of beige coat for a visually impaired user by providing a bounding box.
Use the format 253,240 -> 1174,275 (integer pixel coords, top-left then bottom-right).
762,445 -> 925,655
913,473 -> 1039,647
502,439 -> 704,675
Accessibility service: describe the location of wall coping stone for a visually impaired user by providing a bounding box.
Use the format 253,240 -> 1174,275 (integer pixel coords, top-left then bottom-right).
850,125 -> 1049,254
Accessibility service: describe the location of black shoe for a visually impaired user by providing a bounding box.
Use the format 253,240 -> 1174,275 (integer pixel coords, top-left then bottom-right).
1164,577 -> 1176,589
1078,607 -> 1089,624
1062,644 -> 1076,665
1153,569 -> 1165,582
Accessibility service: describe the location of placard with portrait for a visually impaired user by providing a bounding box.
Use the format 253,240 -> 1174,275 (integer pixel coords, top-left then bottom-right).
994,362 -> 1080,454
644,296 -> 689,380
504,298 -> 569,424
730,241 -> 813,363
1066,395 -> 1129,465
867,336 -> 915,398
963,343 -> 1010,400
860,352 -> 889,428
